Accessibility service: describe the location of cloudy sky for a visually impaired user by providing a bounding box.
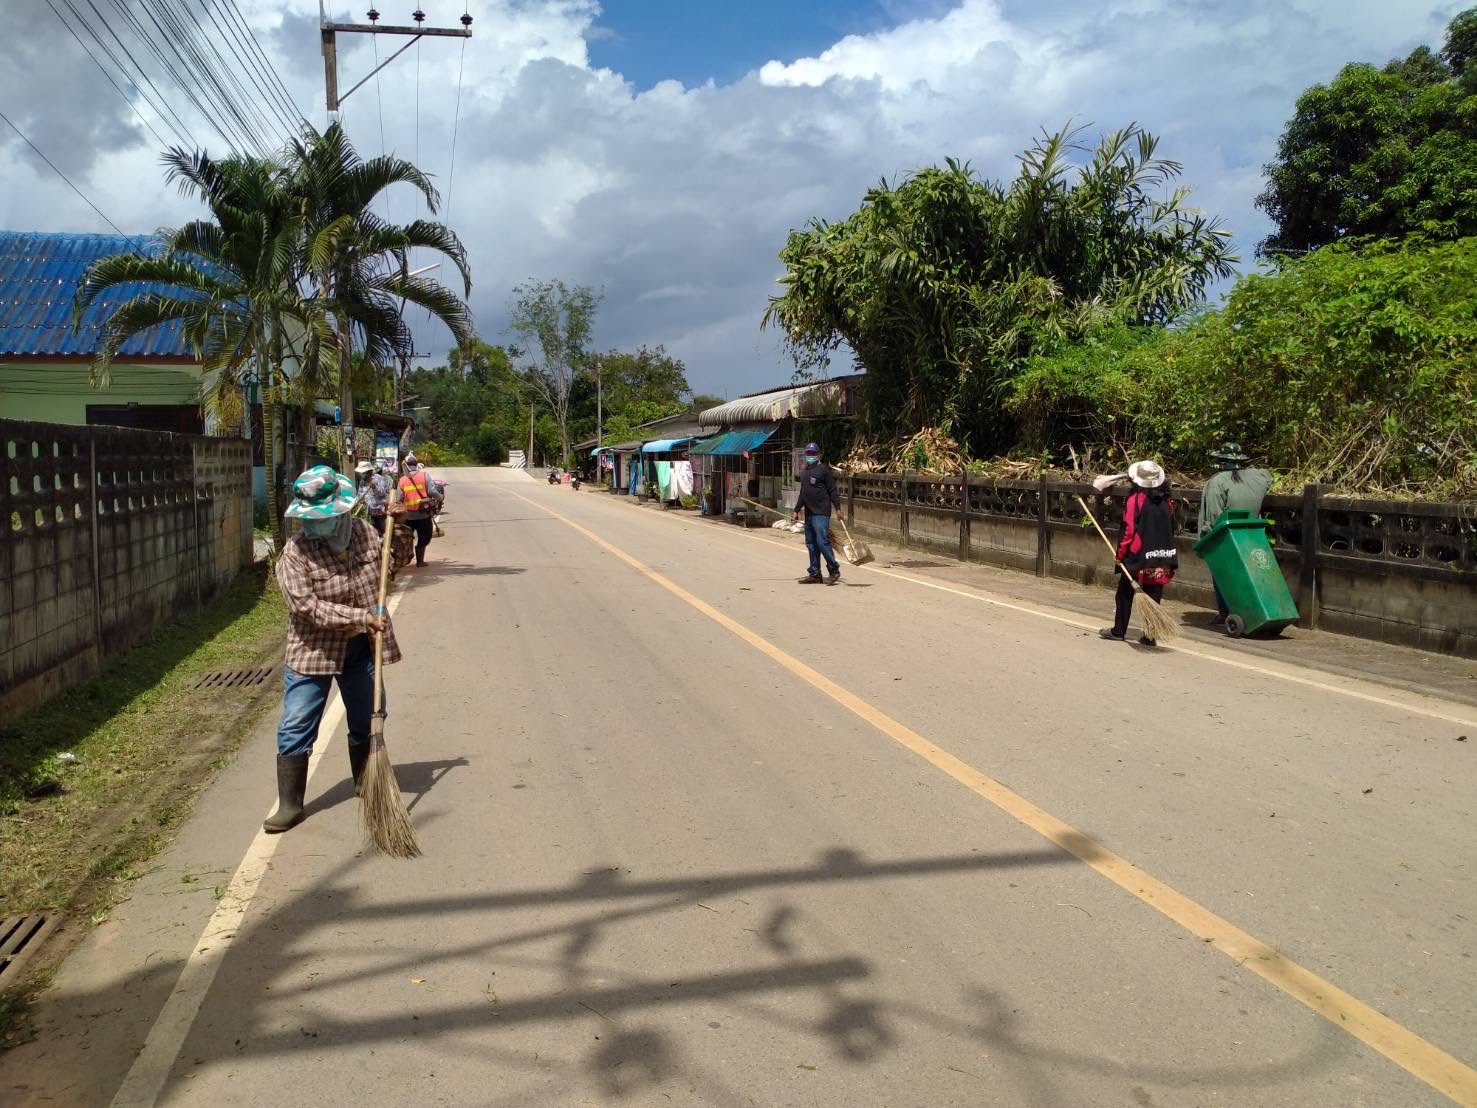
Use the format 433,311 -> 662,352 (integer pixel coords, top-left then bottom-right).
0,0 -> 1457,396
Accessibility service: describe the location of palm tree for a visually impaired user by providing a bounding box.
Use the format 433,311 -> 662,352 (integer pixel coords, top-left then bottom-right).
286,123 -> 473,469
75,149 -> 333,547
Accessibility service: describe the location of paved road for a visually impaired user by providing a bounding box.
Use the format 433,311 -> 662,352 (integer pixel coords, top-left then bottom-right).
5,466 -> 1475,1107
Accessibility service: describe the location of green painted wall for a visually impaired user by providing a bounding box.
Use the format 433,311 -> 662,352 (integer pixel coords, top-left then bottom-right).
0,362 -> 202,425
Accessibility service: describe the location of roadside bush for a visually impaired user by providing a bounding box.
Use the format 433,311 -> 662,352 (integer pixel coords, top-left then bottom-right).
411,439 -> 474,467
1011,236 -> 1477,494
469,427 -> 506,466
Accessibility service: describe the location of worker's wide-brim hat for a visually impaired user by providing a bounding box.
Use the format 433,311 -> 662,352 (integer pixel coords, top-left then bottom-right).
284,466 -> 358,520
353,459 -> 374,475
1210,442 -> 1250,464
1127,459 -> 1167,488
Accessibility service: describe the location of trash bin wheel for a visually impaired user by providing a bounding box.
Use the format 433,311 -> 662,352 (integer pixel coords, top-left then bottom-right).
1225,614 -> 1246,638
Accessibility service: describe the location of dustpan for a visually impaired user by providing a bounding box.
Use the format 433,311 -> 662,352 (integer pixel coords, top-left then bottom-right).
836,515 -> 874,566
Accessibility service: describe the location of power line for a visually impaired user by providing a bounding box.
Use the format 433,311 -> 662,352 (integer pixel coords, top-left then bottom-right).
79,0 -> 202,148
372,30 -> 390,222
0,107 -> 128,235
189,0 -> 298,143
444,35 -> 468,229
105,0 -> 249,155
216,0 -> 305,131
45,0 -> 175,149
154,0 -> 277,153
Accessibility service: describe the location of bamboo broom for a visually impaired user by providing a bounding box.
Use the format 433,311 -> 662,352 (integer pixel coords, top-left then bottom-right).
1075,495 -> 1180,643
360,488 -> 421,858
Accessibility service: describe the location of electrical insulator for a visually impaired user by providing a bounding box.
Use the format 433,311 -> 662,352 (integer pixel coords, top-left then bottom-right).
367,7 -> 379,21
412,8 -> 425,23
460,13 -> 472,28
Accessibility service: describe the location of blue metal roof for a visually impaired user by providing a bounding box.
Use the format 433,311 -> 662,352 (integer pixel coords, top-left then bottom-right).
0,231 -> 194,358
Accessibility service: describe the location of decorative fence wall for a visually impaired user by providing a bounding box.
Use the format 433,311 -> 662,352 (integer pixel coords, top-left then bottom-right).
842,473 -> 1477,658
1,420 -> 254,723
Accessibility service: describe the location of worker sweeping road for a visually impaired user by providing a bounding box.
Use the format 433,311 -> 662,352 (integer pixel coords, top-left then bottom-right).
264,466 -> 402,834
1198,443 -> 1273,626
791,441 -> 842,585
398,454 -> 443,567
1094,459 -> 1178,646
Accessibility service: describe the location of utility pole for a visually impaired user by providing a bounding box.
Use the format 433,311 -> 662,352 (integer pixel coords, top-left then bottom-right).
528,406 -> 535,470
319,5 -> 472,470
596,354 -> 603,462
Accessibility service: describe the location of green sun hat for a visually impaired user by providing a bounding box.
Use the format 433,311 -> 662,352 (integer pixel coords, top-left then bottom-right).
284,465 -> 358,520
1210,442 -> 1251,465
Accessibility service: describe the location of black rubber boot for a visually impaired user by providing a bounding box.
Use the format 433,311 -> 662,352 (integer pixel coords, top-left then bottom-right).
349,742 -> 370,797
263,754 -> 309,833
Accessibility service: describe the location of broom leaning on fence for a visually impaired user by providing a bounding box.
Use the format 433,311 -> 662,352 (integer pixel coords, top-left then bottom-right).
1075,495 -> 1180,643
360,488 -> 421,859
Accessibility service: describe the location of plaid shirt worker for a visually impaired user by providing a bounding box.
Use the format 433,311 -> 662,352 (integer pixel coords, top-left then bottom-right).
275,517 -> 402,675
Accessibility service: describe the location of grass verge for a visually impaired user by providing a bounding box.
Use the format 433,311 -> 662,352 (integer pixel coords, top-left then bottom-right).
0,567 -> 285,1046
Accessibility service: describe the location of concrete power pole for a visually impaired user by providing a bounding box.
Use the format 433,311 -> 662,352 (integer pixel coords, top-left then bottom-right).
318,4 -> 472,471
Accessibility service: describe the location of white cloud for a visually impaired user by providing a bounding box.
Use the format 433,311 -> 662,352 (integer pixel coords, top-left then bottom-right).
0,0 -> 1455,396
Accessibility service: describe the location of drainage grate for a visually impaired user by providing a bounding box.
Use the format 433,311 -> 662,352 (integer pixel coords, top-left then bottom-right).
0,914 -> 61,988
192,667 -> 275,690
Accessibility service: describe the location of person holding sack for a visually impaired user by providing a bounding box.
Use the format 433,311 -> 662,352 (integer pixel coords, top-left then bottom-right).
1095,459 -> 1178,646
397,454 -> 442,567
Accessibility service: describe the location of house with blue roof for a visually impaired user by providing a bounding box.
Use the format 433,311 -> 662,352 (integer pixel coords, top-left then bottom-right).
0,231 -> 206,433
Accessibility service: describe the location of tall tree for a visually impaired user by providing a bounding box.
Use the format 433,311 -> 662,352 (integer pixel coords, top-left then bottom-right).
75,149 -> 331,546
287,123 -> 474,469
507,279 -> 601,467
1256,8 -> 1477,256
763,123 -> 1235,457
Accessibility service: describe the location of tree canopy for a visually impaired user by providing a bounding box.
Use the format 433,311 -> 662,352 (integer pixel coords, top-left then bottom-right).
1256,7 -> 1477,256
763,123 -> 1235,459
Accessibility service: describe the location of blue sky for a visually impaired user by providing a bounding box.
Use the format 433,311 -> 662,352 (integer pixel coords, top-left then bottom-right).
587,1 -> 897,90
0,0 -> 1456,396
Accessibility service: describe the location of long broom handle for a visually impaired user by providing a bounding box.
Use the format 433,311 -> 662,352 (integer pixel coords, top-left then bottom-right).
1074,495 -> 1138,591
371,487 -> 398,717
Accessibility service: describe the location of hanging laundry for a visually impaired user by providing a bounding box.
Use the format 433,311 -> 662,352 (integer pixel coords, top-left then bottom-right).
655,460 -> 673,500
672,460 -> 694,498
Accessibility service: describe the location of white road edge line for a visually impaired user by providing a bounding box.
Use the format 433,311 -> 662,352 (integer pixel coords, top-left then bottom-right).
109,588 -> 407,1108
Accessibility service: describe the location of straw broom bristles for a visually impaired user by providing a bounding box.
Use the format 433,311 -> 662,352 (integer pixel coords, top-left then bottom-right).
1133,583 -> 1180,642
361,727 -> 420,858
360,488 -> 421,859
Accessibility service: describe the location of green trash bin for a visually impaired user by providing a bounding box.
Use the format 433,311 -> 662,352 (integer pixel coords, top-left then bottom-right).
1192,509 -> 1299,637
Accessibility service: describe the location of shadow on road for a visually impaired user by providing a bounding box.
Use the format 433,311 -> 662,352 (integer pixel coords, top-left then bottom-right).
9,840 -> 1356,1106
301,756 -> 471,819
416,562 -> 527,578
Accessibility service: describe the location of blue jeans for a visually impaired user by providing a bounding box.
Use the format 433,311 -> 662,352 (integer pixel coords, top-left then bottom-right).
276,634 -> 384,756
805,513 -> 840,577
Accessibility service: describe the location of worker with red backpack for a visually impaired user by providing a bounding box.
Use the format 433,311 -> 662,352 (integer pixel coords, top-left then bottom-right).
397,453 -> 442,566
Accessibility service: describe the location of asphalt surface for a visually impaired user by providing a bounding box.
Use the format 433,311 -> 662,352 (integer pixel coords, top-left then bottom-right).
4,466 -> 1475,1107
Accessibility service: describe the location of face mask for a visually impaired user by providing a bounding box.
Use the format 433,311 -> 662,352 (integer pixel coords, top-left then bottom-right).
303,514 -> 353,552
804,455 -> 820,467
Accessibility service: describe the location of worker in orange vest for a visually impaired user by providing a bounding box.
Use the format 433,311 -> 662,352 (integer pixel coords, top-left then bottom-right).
397,454 -> 442,566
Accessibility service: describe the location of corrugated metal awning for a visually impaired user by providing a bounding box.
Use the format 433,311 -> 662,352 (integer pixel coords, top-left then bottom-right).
698,380 -> 843,429
607,440 -> 645,453
690,424 -> 779,456
641,437 -> 694,454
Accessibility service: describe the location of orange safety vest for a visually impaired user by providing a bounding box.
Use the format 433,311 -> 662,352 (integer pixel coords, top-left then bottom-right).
398,470 -> 435,511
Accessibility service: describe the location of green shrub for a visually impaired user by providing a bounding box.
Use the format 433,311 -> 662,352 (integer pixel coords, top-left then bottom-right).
468,427 -> 506,466
1011,236 -> 1477,493
412,440 -> 474,467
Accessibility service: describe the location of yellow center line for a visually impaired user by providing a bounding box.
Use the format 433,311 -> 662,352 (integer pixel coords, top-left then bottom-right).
504,484 -> 1477,1107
